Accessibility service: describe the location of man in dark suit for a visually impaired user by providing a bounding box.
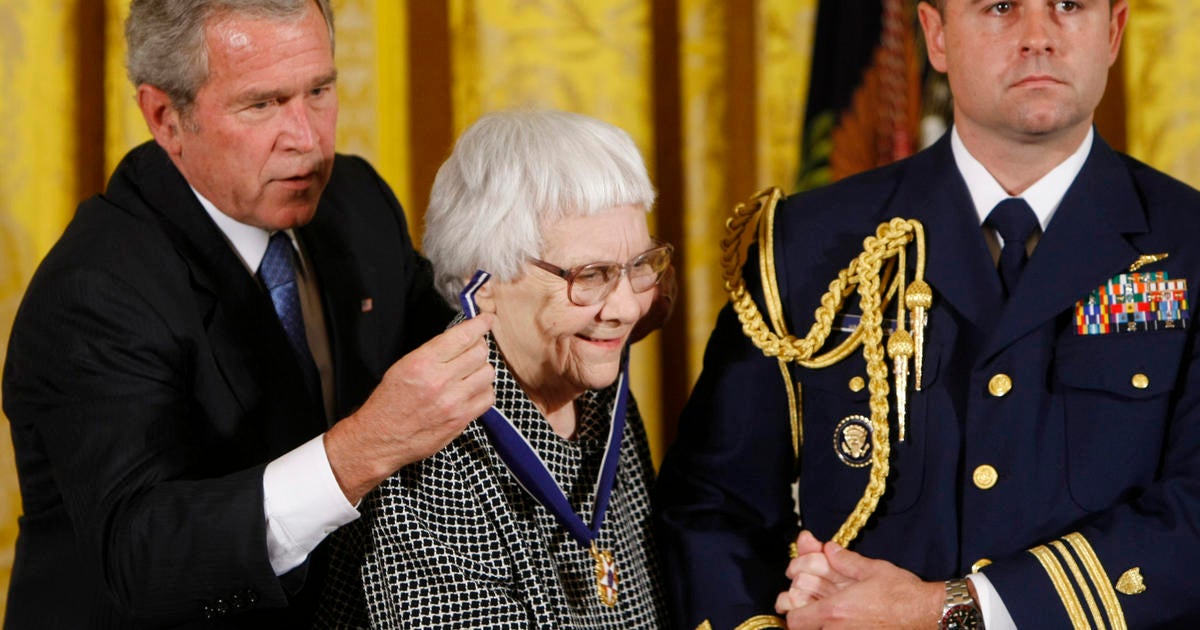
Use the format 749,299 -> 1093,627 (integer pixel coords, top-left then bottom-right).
1,0 -> 495,627
657,0 -> 1200,627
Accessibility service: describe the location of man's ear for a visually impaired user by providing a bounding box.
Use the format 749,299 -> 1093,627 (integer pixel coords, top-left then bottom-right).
917,2 -> 948,73
1108,0 -> 1129,66
137,84 -> 185,158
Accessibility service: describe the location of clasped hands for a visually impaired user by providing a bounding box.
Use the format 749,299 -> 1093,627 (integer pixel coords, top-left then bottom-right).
774,530 -> 945,629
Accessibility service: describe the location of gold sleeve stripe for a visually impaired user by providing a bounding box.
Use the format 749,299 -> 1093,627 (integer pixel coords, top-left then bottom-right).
1065,532 -> 1128,630
1029,544 -> 1093,629
1049,540 -> 1106,629
735,615 -> 787,629
696,615 -> 786,630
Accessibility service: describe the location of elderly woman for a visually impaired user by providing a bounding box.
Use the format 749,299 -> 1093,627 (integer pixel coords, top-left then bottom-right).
320,109 -> 672,628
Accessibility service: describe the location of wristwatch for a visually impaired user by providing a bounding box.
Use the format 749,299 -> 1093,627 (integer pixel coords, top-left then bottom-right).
939,578 -> 984,630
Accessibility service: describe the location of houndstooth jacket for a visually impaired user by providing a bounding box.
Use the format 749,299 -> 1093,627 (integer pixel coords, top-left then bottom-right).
318,332 -> 670,628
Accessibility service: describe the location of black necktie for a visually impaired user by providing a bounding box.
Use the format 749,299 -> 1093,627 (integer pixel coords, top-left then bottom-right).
259,232 -> 321,399
985,198 -> 1039,298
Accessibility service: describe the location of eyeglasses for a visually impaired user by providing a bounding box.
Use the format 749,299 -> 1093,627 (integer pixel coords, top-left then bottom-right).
529,241 -> 674,306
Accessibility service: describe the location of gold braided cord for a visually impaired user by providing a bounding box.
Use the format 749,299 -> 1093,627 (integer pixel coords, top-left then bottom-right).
758,187 -> 788,336
754,188 -> 804,457
721,186 -> 928,547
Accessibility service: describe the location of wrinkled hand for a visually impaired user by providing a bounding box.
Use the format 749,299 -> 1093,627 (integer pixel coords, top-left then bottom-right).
325,314 -> 495,503
779,533 -> 944,629
630,263 -> 676,344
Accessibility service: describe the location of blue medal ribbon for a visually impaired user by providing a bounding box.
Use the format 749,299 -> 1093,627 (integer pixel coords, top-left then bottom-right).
458,270 -> 628,548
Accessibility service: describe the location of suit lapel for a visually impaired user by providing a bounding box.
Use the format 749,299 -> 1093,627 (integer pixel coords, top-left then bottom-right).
979,137 -> 1147,362
114,142 -> 325,442
298,197 -> 372,420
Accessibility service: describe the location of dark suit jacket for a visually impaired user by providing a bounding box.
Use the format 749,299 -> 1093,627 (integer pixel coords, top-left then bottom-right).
2,141 -> 452,628
656,132 -> 1200,629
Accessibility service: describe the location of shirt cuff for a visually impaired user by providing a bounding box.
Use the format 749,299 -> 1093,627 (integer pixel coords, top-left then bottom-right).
967,572 -> 1018,630
263,434 -> 360,575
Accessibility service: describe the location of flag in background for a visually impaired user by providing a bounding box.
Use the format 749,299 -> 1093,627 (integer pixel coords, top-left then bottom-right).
795,0 -> 942,192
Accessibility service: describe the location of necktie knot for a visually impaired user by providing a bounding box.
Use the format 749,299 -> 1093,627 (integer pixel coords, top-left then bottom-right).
984,197 -> 1039,298
260,232 -> 298,291
985,197 -> 1039,247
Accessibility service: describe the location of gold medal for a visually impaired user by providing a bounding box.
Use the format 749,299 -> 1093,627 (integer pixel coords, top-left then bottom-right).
589,541 -> 618,607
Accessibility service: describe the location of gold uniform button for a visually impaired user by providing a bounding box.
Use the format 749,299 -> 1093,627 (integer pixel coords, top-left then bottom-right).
971,558 -> 993,573
848,376 -> 865,392
973,464 -> 998,490
1131,373 -> 1150,389
988,373 -> 1012,397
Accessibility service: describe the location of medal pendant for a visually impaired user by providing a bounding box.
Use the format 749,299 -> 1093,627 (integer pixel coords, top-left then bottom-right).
589,541 -> 618,607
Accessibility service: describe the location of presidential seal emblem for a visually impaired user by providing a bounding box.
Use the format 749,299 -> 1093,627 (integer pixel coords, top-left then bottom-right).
834,415 -> 872,468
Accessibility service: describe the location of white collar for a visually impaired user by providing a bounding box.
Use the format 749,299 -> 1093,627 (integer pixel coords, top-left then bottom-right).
191,187 -> 295,274
950,125 -> 1093,232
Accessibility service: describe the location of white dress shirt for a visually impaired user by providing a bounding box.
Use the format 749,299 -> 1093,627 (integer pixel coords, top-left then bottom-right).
194,190 -> 359,575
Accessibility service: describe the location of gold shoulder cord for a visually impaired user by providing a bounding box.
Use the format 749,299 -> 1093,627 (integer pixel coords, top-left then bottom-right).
722,187 -> 930,547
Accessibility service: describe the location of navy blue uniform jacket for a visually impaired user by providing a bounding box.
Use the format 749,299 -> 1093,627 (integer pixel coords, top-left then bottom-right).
656,133 -> 1200,629
2,141 -> 452,628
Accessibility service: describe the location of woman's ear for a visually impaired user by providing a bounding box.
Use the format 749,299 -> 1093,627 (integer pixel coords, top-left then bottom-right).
472,280 -> 498,314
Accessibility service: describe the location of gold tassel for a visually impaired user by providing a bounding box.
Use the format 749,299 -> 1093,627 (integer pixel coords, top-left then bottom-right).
887,329 -> 913,442
905,279 -> 932,391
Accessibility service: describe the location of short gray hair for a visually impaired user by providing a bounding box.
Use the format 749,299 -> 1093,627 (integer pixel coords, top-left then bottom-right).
125,0 -> 334,112
423,109 -> 657,304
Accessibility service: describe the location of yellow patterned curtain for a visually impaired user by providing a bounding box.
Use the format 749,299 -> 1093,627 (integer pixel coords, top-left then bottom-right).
1123,0 -> 1200,188
0,0 -> 87,612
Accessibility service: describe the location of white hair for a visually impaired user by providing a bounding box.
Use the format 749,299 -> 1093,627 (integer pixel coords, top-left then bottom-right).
423,109 -> 657,304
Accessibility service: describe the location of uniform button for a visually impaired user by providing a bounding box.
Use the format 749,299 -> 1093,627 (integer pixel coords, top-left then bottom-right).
973,464 -> 998,489
972,558 -> 993,573
988,374 -> 1012,397
1131,373 -> 1149,389
848,376 -> 865,392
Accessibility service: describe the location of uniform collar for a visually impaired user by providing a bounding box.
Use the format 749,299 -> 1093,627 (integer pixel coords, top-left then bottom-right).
950,125 -> 1093,233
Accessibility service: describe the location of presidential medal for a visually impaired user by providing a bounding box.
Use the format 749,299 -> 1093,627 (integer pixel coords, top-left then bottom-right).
589,541 -> 619,607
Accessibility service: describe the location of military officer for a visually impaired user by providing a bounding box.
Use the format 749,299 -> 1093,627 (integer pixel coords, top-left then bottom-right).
656,0 -> 1200,627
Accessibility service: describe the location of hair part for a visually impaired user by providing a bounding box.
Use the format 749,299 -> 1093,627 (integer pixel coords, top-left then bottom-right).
126,0 -> 334,114
423,109 -> 658,305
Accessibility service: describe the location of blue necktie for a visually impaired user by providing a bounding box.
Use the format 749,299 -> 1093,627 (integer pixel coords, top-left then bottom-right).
259,232 -> 321,398
985,198 -> 1040,298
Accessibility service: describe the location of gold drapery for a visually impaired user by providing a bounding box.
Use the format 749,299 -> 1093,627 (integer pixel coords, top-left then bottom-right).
0,0 -> 1196,618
